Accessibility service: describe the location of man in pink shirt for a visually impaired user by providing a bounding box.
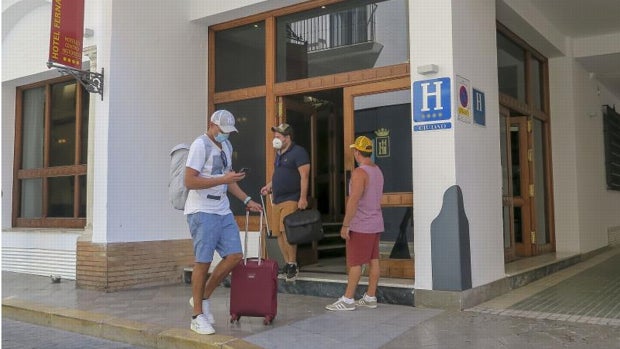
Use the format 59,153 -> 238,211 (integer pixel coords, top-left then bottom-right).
326,135 -> 385,311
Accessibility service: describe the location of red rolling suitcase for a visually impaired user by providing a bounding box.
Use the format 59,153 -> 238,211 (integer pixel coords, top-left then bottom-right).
229,208 -> 278,325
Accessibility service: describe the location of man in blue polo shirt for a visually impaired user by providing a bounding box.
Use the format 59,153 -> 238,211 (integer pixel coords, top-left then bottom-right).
261,123 -> 310,282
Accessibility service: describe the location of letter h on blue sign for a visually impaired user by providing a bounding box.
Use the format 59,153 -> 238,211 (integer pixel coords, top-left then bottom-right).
413,77 -> 451,123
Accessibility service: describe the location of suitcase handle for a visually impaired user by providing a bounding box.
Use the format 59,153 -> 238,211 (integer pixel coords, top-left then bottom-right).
259,194 -> 272,237
243,202 -> 264,265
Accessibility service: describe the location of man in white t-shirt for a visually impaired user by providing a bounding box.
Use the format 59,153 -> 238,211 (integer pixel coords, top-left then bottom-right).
184,110 -> 262,335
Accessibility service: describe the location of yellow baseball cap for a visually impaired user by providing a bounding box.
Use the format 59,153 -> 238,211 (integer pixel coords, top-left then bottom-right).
349,136 -> 373,152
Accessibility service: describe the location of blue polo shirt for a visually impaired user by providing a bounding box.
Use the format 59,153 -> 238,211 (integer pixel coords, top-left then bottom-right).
272,143 -> 310,204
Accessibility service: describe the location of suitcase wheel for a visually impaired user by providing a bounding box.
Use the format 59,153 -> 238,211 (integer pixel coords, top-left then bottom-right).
230,314 -> 240,323
263,316 -> 274,325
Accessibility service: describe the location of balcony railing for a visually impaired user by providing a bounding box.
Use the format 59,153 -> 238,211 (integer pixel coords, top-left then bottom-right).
287,4 -> 378,52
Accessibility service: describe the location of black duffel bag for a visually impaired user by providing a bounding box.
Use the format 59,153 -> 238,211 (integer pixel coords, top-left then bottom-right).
283,209 -> 323,245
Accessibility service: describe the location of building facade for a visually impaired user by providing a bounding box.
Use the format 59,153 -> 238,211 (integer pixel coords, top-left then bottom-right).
3,0 -> 619,306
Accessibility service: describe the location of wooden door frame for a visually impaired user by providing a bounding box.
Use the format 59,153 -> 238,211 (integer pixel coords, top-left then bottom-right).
511,116 -> 533,257
342,76 -> 412,207
501,106 -> 517,262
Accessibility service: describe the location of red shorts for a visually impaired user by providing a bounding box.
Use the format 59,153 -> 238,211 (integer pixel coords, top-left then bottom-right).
346,231 -> 381,267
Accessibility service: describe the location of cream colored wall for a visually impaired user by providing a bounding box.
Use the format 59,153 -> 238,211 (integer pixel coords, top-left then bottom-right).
549,57 -> 620,254
411,0 -> 504,290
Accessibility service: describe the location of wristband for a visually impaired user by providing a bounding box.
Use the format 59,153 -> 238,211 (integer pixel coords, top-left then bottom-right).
243,196 -> 252,205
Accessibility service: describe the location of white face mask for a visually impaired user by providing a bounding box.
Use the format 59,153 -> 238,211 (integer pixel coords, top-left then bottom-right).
272,138 -> 283,149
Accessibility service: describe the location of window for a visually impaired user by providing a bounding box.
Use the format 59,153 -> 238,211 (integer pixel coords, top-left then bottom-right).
497,31 -> 525,103
215,22 -> 265,92
215,98 -> 266,215
13,77 -> 89,228
603,105 -> 620,191
276,0 -> 409,82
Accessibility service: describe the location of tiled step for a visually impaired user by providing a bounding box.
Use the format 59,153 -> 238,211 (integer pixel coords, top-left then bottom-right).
278,272 -> 415,306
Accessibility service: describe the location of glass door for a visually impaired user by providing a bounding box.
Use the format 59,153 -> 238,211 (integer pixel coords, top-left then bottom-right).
501,110 -> 534,260
343,77 -> 414,278
278,91 -> 345,270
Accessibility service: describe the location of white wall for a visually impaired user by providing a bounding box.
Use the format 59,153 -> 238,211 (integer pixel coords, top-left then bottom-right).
188,0 -> 303,24
550,57 -> 620,253
2,0 -> 210,244
411,0 -> 504,290
548,57 -> 581,252
96,0 -> 208,243
410,0 -> 457,290
451,0 -> 504,287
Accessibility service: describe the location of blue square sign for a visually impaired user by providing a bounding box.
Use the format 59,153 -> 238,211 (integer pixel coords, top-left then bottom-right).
473,88 -> 485,126
413,77 -> 451,123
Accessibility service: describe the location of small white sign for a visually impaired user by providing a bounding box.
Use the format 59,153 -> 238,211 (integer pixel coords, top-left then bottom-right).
456,75 -> 472,124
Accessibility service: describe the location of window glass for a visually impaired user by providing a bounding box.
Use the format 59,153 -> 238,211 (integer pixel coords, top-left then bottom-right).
497,32 -> 525,102
530,58 -> 543,111
276,0 -> 408,82
354,89 -> 412,192
514,206 -> 523,243
79,175 -> 87,217
215,98 -> 266,215
48,176 -> 74,217
22,87 -> 45,169
50,82 -> 76,166
21,178 -> 42,218
215,22 -> 265,92
503,206 -> 512,248
380,206 -> 413,258
533,118 -> 548,244
500,117 -> 509,196
510,124 -> 521,196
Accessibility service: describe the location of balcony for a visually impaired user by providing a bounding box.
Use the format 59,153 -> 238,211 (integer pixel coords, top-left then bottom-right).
285,4 -> 383,79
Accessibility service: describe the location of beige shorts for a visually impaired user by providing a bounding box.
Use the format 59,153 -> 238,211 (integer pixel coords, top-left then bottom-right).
269,200 -> 298,237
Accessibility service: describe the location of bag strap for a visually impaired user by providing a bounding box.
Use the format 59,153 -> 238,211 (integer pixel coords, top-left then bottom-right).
197,134 -> 212,168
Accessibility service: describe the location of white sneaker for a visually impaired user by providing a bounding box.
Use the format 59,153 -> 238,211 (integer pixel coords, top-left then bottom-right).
325,297 -> 356,311
190,314 -> 215,335
189,297 -> 215,324
355,293 -> 378,308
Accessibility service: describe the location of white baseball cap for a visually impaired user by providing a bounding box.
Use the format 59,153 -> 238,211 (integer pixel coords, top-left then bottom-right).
210,110 -> 238,133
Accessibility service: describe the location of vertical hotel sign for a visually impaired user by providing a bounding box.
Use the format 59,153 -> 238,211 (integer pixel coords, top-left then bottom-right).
48,0 -> 85,69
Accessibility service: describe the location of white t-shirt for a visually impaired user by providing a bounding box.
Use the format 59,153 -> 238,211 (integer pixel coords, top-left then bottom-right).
183,135 -> 232,215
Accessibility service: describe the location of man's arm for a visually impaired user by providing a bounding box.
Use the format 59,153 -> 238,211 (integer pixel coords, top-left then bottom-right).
228,181 -> 262,212
185,167 -> 233,189
340,167 -> 367,240
297,164 -> 310,209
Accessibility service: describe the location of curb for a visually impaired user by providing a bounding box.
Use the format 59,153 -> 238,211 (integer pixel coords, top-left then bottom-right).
2,298 -> 262,349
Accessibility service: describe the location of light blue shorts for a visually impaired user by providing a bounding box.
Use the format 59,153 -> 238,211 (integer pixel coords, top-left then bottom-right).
187,212 -> 242,263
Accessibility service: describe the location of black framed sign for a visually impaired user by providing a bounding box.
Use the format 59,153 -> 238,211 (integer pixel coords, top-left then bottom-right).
603,105 -> 620,191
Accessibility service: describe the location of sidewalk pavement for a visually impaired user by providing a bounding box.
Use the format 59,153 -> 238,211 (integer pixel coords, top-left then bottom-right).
3,247 -> 620,349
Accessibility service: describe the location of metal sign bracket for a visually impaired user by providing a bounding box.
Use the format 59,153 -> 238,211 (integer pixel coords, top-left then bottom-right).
47,61 -> 104,100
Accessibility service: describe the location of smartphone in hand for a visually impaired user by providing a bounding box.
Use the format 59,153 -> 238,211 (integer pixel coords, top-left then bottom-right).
239,167 -> 250,174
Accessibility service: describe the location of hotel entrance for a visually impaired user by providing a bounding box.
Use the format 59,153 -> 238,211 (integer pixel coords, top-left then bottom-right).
275,77 -> 414,278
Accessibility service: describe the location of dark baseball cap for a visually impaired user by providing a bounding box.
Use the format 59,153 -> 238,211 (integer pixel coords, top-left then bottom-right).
271,123 -> 292,136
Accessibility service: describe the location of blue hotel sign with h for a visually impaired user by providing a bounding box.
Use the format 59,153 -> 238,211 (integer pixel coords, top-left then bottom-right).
413,77 -> 452,131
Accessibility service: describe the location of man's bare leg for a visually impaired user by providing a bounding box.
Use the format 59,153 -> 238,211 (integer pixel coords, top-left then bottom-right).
191,262 -> 210,316
203,253 -> 242,299
366,258 -> 380,297
344,265 -> 362,299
